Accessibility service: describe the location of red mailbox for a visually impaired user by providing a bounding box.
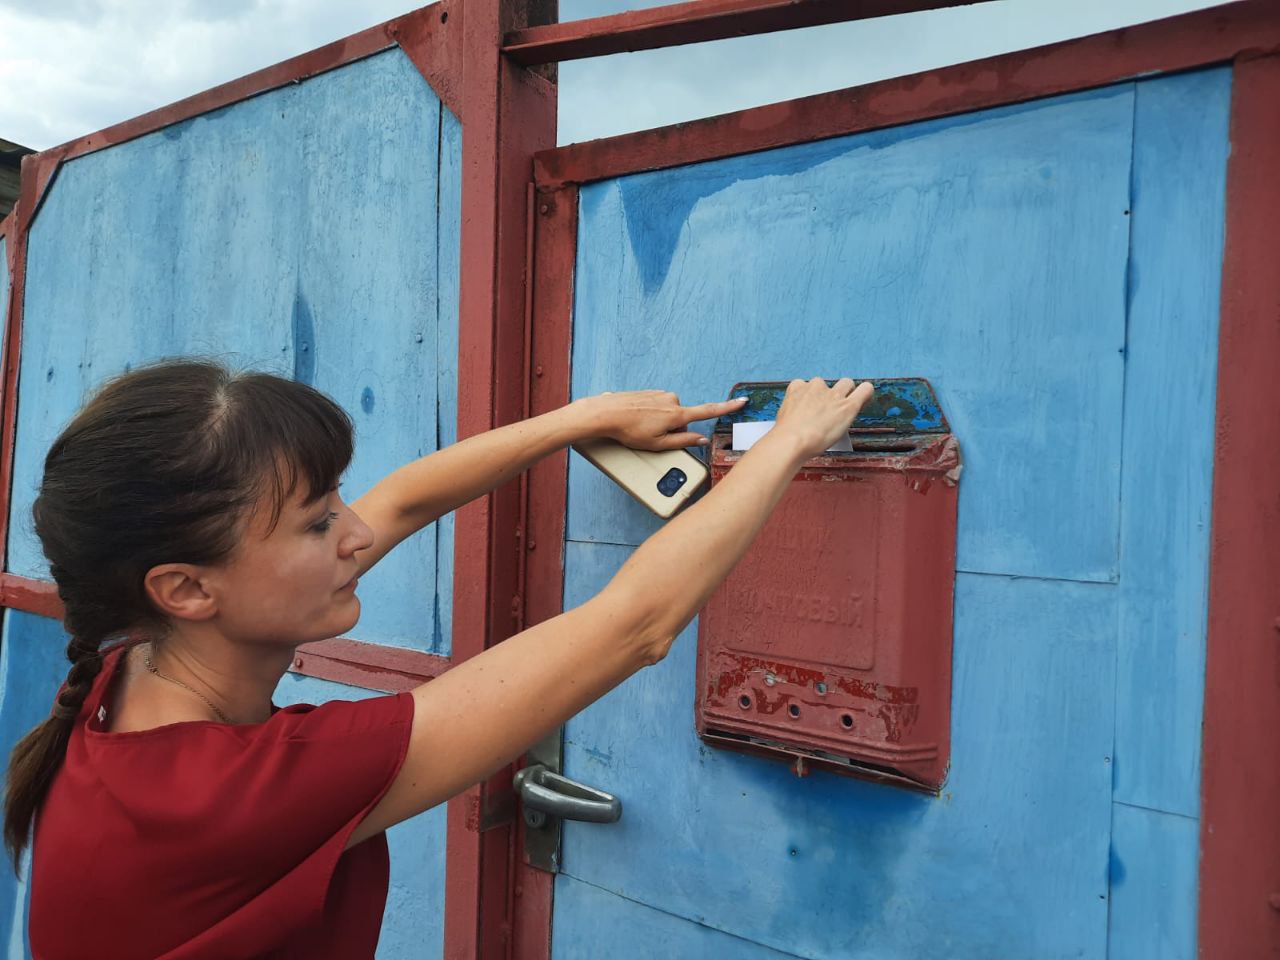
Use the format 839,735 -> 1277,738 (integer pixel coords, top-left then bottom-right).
695,379 -> 961,791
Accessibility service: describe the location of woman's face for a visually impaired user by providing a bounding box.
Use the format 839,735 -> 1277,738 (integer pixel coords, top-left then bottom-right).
208,480 -> 374,649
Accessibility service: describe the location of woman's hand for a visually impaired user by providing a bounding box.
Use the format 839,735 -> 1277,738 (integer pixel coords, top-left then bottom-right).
771,377 -> 875,460
573,390 -> 748,451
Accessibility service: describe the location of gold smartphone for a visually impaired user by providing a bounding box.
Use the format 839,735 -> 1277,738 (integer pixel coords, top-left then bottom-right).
572,438 -> 710,519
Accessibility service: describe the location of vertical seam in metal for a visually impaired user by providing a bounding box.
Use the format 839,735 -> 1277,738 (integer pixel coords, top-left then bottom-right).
1104,79 -> 1143,948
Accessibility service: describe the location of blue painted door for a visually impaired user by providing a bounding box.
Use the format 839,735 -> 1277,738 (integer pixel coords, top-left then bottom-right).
0,48 -> 459,959
551,70 -> 1229,960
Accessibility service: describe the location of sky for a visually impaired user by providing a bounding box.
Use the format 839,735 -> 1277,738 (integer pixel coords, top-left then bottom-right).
0,0 -> 1231,152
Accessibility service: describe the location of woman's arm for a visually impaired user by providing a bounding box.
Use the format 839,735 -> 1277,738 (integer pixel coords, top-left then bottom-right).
349,391 -> 744,576
347,377 -> 874,848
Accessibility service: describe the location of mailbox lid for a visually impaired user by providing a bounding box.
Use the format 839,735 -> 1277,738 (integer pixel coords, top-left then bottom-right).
718,378 -> 950,435
712,378 -> 960,479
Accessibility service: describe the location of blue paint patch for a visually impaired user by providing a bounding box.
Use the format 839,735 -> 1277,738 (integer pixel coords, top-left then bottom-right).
610,85 -> 1129,299
360,385 -> 375,414
617,136 -> 869,296
1109,846 -> 1127,886
291,285 -> 316,385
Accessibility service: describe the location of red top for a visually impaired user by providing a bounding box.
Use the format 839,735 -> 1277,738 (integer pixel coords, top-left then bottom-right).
29,644 -> 415,959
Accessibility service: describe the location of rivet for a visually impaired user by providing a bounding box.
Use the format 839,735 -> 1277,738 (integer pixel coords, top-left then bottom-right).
539,203 -> 550,215
764,673 -> 776,686
293,657 -> 303,669
535,364 -> 544,377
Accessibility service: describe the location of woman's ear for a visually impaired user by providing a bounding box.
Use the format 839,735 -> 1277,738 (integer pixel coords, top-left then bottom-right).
143,564 -> 218,622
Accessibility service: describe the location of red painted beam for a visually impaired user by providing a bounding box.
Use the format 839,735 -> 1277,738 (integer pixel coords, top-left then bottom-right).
0,158 -> 39,577
507,183 -> 578,960
534,0 -> 1280,188
292,638 -> 450,692
503,0 -> 987,65
444,1 -> 557,958
0,574 -> 62,621
1199,50 -> 1280,960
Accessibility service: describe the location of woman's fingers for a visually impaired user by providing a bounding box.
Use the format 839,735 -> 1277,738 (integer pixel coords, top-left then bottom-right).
657,431 -> 708,450
831,377 -> 856,398
680,397 -> 747,423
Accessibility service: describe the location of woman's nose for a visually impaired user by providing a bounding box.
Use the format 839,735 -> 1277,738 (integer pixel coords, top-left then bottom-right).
341,510 -> 375,555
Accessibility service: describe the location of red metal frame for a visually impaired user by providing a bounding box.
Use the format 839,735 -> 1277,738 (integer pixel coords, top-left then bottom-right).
503,0 -> 985,65
444,2 -> 556,958
516,2 -> 1280,957
1199,49 -> 1280,960
507,181 -> 578,960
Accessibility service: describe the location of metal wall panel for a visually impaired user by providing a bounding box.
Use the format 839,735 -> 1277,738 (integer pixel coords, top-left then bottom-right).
1112,67 -> 1230,818
553,71 -> 1228,960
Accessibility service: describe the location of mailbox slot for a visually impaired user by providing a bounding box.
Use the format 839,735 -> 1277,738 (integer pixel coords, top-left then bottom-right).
695,379 -> 961,792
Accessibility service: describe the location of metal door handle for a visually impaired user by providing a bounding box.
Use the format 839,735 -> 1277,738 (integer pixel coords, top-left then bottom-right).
513,763 -> 622,823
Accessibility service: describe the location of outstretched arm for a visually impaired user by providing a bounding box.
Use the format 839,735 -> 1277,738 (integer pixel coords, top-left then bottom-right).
348,377 -> 874,848
349,391 -> 745,576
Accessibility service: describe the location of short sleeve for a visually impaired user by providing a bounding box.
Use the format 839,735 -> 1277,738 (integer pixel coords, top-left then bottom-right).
80,691 -> 416,958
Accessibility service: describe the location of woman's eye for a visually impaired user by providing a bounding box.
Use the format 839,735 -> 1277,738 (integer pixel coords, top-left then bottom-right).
312,512 -> 339,533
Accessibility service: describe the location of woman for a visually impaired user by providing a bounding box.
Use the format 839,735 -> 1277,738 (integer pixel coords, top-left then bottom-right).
4,358 -> 872,958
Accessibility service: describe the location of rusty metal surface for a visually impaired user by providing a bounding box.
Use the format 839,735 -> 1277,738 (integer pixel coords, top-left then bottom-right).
697,378 -> 960,791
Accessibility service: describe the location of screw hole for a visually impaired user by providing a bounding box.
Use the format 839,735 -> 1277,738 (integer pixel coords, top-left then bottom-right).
788,703 -> 801,719
738,695 -> 751,710
440,10 -> 448,22
840,714 -> 854,728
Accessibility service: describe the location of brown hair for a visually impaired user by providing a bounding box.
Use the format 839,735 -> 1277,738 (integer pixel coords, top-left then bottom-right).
2,358 -> 354,869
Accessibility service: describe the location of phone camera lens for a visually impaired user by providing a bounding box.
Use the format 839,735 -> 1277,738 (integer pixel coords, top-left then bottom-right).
656,467 -> 687,497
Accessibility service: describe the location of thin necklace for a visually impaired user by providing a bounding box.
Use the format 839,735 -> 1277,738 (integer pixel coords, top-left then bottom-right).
142,643 -> 233,724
